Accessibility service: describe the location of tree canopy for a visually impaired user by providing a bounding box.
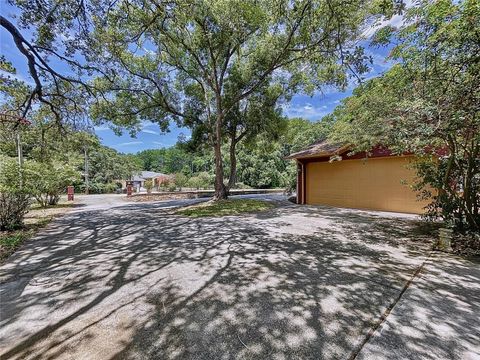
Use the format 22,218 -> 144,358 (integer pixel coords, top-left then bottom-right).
1,0 -> 401,199
87,0 -> 379,198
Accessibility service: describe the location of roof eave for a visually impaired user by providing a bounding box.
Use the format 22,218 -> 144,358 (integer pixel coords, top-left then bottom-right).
286,144 -> 352,160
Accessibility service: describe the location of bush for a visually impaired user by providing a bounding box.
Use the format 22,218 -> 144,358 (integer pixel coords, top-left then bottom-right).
27,161 -> 80,207
187,172 -> 213,190
157,175 -> 173,191
144,179 -> 153,193
80,182 -> 118,194
187,176 -> 202,190
103,183 -> 118,194
0,158 -> 31,231
233,182 -> 252,190
0,193 -> 31,231
197,172 -> 214,189
173,173 -> 188,191
452,231 -> 480,256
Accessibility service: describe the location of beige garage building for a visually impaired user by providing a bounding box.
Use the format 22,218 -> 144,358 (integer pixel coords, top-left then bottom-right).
287,140 -> 429,214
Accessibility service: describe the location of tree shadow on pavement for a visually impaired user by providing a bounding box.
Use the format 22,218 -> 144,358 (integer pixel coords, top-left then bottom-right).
356,253 -> 480,360
0,202 -> 476,359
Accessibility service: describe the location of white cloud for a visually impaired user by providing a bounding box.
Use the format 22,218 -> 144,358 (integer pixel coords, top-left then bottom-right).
152,141 -> 166,146
362,0 -> 413,38
284,103 -> 331,120
0,70 -> 35,86
94,125 -> 110,132
367,50 -> 396,71
116,141 -> 143,147
141,121 -> 156,129
59,33 -> 75,41
141,129 -> 158,135
363,14 -> 404,38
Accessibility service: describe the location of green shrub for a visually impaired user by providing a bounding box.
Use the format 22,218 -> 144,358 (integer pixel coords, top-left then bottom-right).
27,161 -> 80,207
233,182 -> 252,190
144,179 -> 153,193
82,182 -> 118,194
103,183 -> 118,193
186,172 -> 213,190
173,173 -> 188,191
197,172 -> 214,189
187,176 -> 202,190
0,157 -> 31,231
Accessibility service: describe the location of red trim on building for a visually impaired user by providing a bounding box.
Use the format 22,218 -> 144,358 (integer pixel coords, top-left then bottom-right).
300,145 -> 414,164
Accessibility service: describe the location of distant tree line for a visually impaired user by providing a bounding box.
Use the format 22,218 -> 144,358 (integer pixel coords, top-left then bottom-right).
0,111 -> 143,229
131,117 -> 332,190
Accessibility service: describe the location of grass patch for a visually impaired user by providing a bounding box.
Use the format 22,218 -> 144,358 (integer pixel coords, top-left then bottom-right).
29,202 -> 76,210
176,199 -> 275,217
0,217 -> 52,263
0,201 -> 75,263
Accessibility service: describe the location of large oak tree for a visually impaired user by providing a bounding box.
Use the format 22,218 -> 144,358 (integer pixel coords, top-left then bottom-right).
89,0 -> 378,199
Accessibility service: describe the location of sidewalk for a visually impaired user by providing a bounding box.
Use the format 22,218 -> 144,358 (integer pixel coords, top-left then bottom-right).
356,253 -> 480,359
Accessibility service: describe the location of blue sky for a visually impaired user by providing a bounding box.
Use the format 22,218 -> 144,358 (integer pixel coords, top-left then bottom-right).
0,2 -> 397,153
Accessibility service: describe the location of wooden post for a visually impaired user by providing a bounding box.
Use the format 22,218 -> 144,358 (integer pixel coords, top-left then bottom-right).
67,186 -> 74,201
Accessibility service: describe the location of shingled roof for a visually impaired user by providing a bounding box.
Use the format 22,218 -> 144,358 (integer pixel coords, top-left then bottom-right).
286,139 -> 350,159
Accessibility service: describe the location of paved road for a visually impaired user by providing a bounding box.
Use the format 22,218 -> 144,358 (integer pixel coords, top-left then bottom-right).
72,193 -> 209,212
0,196 -> 478,359
72,193 -> 288,212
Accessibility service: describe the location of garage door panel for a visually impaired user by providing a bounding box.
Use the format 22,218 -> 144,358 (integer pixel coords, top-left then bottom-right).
305,156 -> 428,214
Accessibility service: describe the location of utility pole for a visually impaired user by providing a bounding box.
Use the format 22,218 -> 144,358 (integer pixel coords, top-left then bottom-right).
16,130 -> 23,166
1,113 -> 27,166
84,146 -> 89,194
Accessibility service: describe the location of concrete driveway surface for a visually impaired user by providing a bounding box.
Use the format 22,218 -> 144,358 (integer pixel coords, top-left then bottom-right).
0,195 -> 479,359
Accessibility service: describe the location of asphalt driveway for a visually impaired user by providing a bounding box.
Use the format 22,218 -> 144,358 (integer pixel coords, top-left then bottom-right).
0,196 -> 479,359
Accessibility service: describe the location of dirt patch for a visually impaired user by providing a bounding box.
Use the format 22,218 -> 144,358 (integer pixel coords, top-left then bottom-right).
452,231 -> 480,256
24,203 -> 77,224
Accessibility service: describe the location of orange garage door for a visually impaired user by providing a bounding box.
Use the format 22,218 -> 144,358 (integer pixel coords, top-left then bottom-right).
305,156 -> 428,214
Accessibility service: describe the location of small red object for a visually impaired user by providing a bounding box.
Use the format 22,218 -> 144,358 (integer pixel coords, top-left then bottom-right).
67,186 -> 74,201
127,184 -> 133,196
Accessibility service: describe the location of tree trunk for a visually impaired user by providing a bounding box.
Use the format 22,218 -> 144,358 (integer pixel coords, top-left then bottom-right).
463,142 -> 479,231
227,137 -> 237,191
213,111 -> 227,201
48,194 -> 59,206
84,147 -> 89,195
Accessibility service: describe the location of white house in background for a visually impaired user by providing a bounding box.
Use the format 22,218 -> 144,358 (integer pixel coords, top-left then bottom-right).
131,171 -> 166,191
